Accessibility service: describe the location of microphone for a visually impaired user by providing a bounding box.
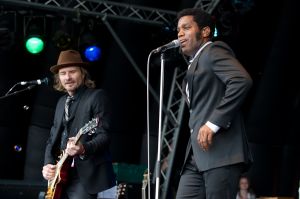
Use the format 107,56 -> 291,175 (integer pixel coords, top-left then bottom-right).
20,77 -> 49,86
153,39 -> 180,53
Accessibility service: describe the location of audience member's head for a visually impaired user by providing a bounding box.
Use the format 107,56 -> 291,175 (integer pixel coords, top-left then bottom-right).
237,174 -> 256,199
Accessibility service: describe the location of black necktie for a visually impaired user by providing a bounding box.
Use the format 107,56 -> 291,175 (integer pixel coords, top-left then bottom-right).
65,96 -> 74,121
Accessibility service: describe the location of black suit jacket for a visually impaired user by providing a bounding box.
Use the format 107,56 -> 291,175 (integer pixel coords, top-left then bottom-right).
44,87 -> 116,194
182,41 -> 253,171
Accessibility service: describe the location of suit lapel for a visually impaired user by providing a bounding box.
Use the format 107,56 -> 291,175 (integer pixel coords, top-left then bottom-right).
50,97 -> 66,144
181,77 -> 190,107
182,57 -> 199,107
67,88 -> 87,122
69,89 -> 89,136
57,97 -> 66,127
186,41 -> 213,106
186,60 -> 198,106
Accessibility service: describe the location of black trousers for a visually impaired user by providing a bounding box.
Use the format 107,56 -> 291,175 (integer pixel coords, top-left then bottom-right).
176,152 -> 242,199
60,167 -> 97,199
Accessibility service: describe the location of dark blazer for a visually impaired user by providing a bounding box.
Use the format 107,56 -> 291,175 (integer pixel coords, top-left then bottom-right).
182,41 -> 253,172
44,87 -> 116,194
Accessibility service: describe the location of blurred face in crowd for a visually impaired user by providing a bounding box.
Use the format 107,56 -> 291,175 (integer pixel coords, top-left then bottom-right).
239,177 -> 250,191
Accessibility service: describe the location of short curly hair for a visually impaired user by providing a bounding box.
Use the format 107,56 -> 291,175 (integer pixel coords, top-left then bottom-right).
177,8 -> 215,38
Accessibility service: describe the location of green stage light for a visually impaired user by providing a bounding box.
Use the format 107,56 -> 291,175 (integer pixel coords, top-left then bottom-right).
25,36 -> 44,54
23,16 -> 46,54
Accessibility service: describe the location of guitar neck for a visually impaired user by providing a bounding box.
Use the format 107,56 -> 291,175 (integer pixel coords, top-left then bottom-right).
57,152 -> 68,168
57,129 -> 82,167
74,129 -> 82,145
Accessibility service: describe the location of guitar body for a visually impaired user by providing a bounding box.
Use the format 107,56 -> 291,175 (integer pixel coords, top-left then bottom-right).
45,157 -> 71,199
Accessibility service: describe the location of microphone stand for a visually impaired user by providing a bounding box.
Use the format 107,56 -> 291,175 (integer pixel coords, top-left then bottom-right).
154,51 -> 166,199
0,84 -> 36,100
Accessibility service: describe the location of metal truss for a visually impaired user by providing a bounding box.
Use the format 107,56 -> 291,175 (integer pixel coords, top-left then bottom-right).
194,0 -> 221,14
0,0 -> 177,26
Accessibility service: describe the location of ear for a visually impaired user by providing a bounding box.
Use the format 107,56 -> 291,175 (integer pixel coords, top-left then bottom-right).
201,26 -> 211,38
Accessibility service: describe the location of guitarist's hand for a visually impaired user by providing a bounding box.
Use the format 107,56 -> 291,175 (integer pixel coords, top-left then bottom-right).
42,164 -> 56,180
66,137 -> 85,157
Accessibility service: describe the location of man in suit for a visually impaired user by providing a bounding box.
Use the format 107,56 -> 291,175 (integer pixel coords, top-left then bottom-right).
175,8 -> 253,199
42,50 -> 116,199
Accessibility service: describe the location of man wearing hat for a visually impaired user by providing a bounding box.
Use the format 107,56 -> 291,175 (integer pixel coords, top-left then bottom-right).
42,50 -> 116,199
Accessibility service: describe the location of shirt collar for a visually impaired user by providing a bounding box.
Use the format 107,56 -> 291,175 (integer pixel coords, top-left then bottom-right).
67,85 -> 86,101
189,41 -> 213,63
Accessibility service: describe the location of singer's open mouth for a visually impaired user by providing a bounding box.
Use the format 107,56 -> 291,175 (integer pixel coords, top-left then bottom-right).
180,40 -> 187,46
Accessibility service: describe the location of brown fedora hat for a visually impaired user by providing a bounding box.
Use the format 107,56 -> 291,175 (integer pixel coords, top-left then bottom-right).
50,50 -> 88,74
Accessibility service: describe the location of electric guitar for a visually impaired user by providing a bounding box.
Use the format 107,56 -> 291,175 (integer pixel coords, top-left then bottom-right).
44,117 -> 99,199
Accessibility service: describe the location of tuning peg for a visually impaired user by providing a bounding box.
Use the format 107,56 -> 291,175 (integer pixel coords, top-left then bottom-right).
88,129 -> 95,135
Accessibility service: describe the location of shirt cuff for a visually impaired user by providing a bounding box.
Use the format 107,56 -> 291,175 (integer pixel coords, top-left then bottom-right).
206,121 -> 220,133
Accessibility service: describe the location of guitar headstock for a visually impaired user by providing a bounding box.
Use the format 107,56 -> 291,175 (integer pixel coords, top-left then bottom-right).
81,117 -> 99,135
141,169 -> 149,199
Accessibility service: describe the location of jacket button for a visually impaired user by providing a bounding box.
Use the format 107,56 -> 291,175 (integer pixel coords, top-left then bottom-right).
190,129 -> 193,133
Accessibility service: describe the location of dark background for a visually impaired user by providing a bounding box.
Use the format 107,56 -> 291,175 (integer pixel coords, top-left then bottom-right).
0,0 -> 299,198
